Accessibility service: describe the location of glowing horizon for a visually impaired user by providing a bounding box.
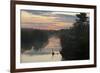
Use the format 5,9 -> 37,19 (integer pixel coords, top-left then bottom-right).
21,10 -> 88,30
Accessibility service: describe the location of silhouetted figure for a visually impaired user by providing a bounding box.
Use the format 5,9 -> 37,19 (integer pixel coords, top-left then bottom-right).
52,51 -> 54,56
51,49 -> 55,56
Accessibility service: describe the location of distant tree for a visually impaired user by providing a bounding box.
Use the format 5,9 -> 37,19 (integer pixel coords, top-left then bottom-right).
32,30 -> 49,50
21,29 -> 49,52
21,29 -> 34,51
60,13 -> 89,60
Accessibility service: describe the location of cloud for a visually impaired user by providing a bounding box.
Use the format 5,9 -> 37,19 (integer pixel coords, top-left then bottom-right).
21,11 -> 56,24
21,10 -> 76,30
51,12 -> 79,16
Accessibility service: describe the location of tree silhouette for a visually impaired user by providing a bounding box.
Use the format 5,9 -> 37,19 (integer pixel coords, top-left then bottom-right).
21,29 -> 49,52
60,13 -> 89,60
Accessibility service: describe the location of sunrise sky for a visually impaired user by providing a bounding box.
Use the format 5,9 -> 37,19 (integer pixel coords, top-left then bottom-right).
20,10 -> 88,30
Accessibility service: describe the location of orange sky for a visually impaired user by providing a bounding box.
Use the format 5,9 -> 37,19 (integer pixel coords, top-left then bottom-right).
21,10 -> 78,30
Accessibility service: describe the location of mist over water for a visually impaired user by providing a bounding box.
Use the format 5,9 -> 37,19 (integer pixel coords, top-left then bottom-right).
21,52 -> 62,63
21,36 -> 62,63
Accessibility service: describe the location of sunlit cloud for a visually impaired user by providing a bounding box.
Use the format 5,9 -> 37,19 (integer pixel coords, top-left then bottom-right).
51,12 -> 80,16
21,11 -> 57,24
21,10 -> 77,30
